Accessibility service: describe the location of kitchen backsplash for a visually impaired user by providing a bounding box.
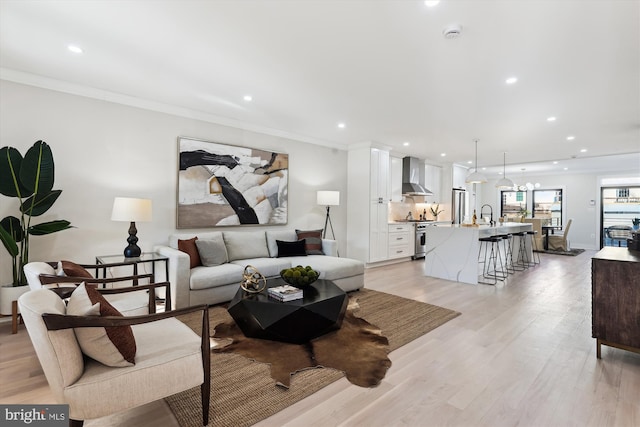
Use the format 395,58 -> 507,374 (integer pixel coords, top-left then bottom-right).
389,202 -> 450,221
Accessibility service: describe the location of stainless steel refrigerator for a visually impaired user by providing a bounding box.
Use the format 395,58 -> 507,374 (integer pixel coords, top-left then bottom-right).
452,188 -> 466,225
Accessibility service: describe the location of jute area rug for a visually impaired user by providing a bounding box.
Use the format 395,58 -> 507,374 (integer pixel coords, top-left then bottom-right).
165,289 -> 460,427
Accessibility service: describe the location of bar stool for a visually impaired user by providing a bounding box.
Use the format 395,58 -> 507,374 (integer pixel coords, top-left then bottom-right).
499,233 -> 524,273
526,230 -> 541,265
513,231 -> 531,268
478,236 -> 506,285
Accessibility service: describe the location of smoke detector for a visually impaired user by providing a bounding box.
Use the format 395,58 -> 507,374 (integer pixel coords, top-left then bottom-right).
443,24 -> 462,39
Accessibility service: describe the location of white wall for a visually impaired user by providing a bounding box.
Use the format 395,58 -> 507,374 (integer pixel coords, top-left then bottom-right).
0,80 -> 348,284
479,171 -> 639,250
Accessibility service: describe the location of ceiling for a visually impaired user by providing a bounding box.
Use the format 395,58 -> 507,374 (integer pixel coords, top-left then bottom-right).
1,0 -> 639,177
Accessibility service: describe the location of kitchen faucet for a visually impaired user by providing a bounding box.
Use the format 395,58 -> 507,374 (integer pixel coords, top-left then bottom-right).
480,204 -> 494,226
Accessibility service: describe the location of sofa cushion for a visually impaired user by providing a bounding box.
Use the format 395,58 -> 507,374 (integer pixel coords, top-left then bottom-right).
285,255 -> 364,281
196,234 -> 228,266
67,283 -> 136,367
295,229 -> 324,255
229,258 -> 292,278
223,231 -> 269,261
178,237 -> 202,269
266,230 -> 298,257
276,240 -> 307,257
189,264 -> 245,290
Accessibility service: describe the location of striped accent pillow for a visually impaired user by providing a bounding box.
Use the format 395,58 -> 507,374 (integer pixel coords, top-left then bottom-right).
295,229 -> 324,255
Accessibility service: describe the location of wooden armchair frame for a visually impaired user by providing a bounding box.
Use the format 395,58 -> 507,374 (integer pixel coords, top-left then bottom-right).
41,303 -> 210,427
37,274 -> 171,314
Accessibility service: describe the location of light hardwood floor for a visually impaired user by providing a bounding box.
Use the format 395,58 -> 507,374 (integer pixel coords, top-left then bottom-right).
2,250 -> 639,426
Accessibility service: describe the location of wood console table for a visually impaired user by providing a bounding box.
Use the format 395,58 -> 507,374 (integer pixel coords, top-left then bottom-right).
591,247 -> 640,358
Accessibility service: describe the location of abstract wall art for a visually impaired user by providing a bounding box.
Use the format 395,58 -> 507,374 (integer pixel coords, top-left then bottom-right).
177,137 -> 288,228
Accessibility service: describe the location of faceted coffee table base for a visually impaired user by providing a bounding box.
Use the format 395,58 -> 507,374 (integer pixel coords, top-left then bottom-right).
228,279 -> 348,344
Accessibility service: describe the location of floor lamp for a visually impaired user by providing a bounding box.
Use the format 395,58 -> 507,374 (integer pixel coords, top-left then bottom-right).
317,190 -> 339,240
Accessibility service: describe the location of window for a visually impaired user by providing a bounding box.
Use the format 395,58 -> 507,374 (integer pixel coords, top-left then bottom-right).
500,190 -> 528,218
532,189 -> 563,226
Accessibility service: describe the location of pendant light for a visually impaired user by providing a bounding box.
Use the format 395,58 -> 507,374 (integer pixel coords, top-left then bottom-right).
495,152 -> 515,189
465,139 -> 487,183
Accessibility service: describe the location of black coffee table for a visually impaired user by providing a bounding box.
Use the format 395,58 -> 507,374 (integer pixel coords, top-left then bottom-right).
227,278 -> 348,344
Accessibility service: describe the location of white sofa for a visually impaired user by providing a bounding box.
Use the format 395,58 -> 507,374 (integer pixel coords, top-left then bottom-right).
155,229 -> 365,309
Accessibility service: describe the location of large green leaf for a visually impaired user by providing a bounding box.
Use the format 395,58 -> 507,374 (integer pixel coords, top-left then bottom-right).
0,216 -> 24,243
0,146 -> 29,197
21,190 -> 62,217
21,140 -> 54,195
0,221 -> 19,257
28,220 -> 72,236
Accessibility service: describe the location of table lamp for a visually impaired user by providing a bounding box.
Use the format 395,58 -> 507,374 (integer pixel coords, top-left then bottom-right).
317,190 -> 339,239
111,197 -> 152,257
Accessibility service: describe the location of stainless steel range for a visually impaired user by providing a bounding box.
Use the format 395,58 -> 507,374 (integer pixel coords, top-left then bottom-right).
412,221 -> 430,259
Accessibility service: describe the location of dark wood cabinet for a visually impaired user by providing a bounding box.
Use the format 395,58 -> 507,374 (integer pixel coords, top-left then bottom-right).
591,247 -> 640,358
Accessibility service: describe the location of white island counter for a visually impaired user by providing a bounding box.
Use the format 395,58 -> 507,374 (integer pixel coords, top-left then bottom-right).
424,222 -> 533,285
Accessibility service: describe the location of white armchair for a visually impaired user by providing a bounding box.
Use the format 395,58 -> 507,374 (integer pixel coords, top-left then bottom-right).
18,288 -> 210,427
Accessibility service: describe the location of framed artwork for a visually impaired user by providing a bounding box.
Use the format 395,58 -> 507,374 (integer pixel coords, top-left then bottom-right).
177,137 -> 288,228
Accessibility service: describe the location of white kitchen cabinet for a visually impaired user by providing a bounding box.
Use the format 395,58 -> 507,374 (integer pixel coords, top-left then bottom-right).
452,164 -> 468,190
346,144 -> 391,264
424,163 -> 442,202
390,155 -> 403,202
388,223 -> 414,259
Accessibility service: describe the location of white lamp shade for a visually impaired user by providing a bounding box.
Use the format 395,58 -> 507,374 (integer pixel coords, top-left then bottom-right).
496,177 -> 515,189
111,197 -> 153,222
317,190 -> 340,206
465,171 -> 487,184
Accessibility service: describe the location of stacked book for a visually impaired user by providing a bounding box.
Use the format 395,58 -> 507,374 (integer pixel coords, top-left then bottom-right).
267,284 -> 303,302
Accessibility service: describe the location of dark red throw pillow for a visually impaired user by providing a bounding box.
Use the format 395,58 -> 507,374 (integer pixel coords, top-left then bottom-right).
178,237 -> 202,269
61,260 -> 93,278
295,229 -> 324,255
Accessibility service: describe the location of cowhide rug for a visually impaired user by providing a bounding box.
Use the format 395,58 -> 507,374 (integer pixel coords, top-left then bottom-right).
211,298 -> 391,388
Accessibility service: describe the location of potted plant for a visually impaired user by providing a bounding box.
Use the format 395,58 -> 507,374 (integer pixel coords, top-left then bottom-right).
633,218 -> 640,231
429,203 -> 444,220
0,140 -> 72,314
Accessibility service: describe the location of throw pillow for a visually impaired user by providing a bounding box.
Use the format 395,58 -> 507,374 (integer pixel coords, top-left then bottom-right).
178,237 -> 202,269
276,239 -> 308,257
295,229 -> 324,255
60,260 -> 93,278
67,282 -> 136,367
196,235 -> 229,266
223,231 -> 270,261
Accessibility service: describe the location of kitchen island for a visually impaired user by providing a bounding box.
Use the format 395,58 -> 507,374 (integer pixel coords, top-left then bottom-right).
424,222 -> 533,285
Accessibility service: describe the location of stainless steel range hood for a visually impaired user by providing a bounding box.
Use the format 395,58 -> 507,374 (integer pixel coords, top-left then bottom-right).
402,156 -> 433,196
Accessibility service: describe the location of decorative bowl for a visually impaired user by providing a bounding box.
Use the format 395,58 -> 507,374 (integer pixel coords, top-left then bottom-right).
279,265 -> 320,287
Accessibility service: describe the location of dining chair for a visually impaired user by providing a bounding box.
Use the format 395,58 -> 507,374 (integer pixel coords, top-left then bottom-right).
547,219 -> 573,251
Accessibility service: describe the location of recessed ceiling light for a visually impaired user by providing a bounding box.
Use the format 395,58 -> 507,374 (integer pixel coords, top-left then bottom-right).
440,153 -> 446,157
403,141 -> 410,146
467,160 -> 473,164
564,167 -> 569,170
482,167 -> 486,170
337,123 -> 346,129
67,45 -> 83,54
580,148 -> 587,153
566,135 -> 575,141
424,1 -> 440,7
553,161 -> 558,164
505,77 -> 518,85
547,116 -> 557,122
243,95 -> 252,102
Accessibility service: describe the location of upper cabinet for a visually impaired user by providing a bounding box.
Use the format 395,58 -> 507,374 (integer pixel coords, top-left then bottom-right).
452,164 -> 468,190
424,163 -> 442,202
390,155 -> 403,202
